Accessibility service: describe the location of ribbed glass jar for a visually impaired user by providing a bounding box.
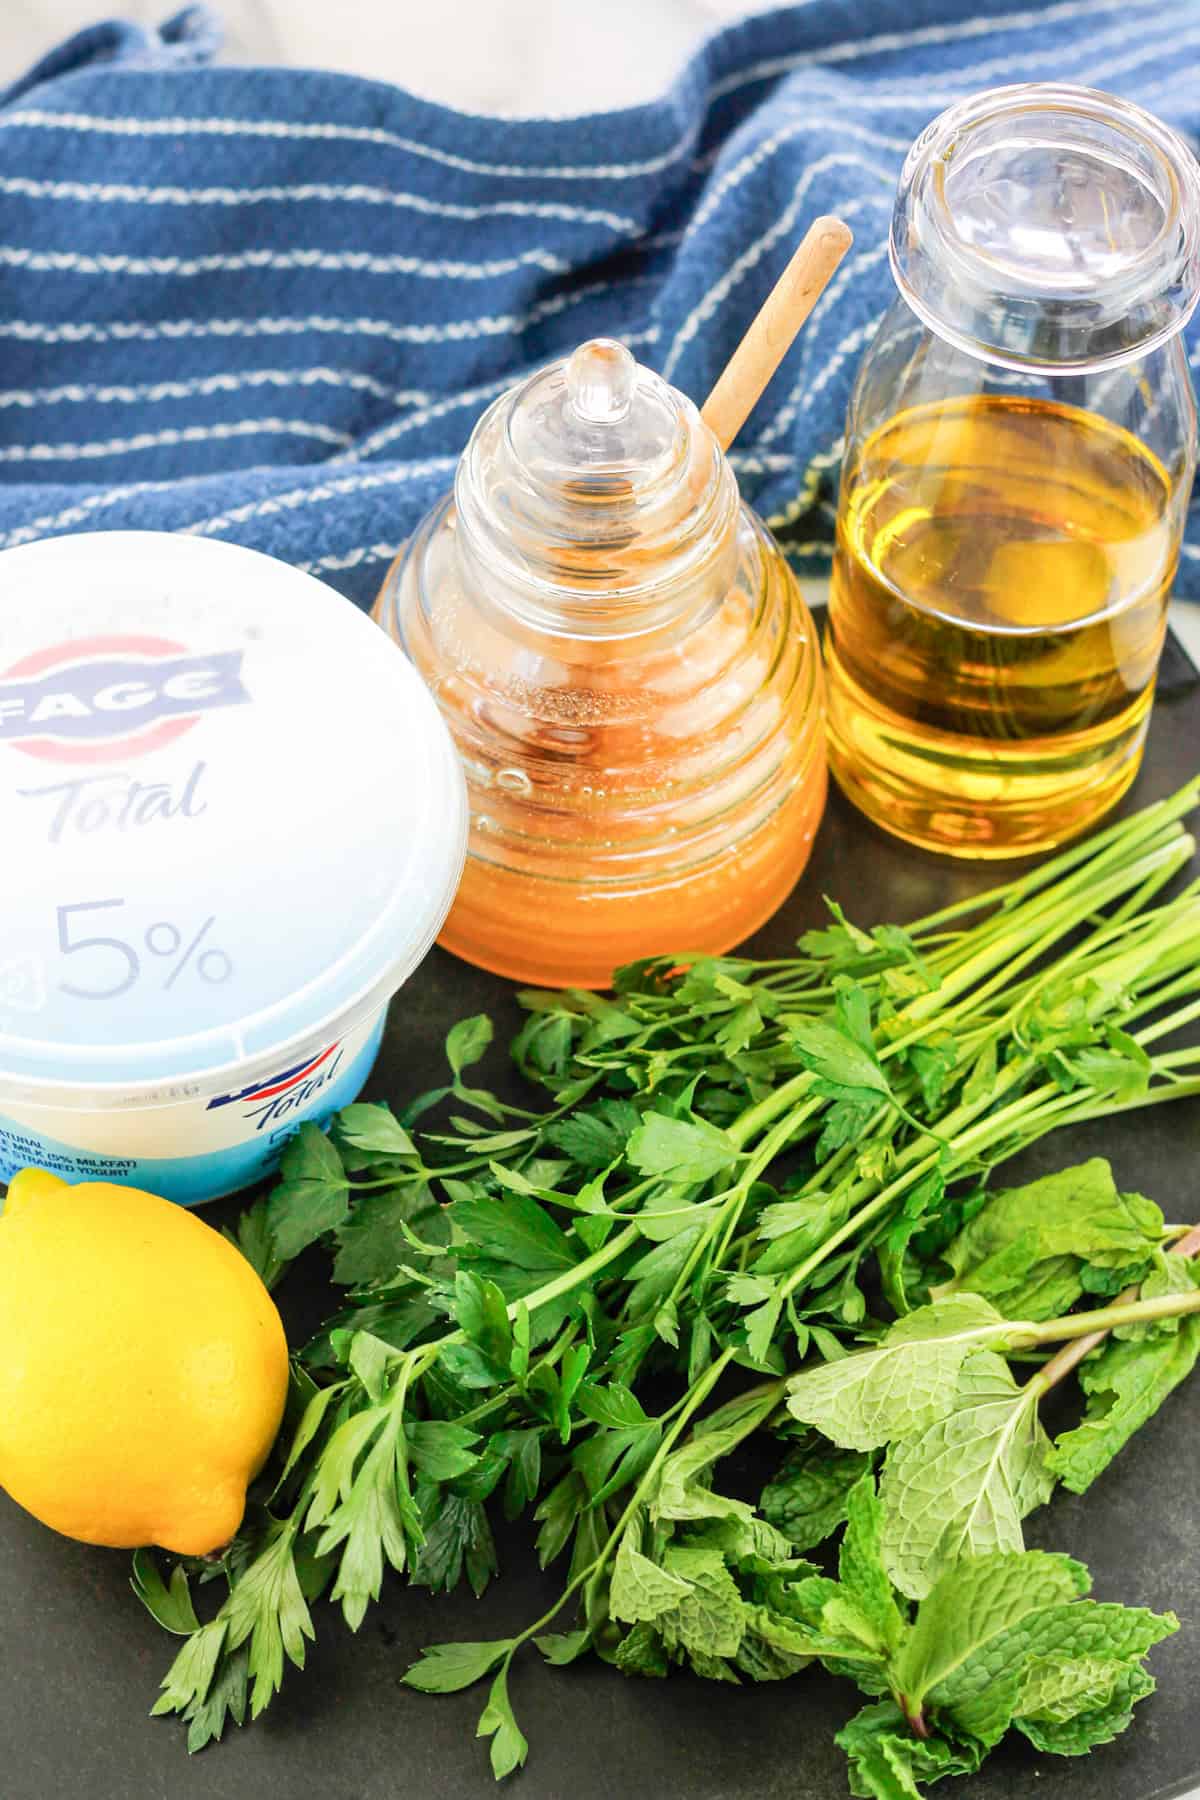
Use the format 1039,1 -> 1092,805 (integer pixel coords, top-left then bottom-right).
375,338 -> 826,988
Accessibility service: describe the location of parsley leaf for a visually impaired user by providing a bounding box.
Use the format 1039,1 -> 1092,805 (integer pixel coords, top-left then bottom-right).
404,1639 -> 511,1694
333,1103 -> 417,1161
331,1183 -> 434,1287
221,1197 -> 285,1292
625,1113 -> 741,1184
446,1015 -> 494,1078
476,1666 -> 530,1780
785,1017 -> 892,1099
131,1549 -> 200,1636
267,1123 -> 350,1258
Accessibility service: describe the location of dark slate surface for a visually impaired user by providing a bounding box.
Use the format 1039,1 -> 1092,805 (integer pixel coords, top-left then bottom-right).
4,687 -> 1199,1800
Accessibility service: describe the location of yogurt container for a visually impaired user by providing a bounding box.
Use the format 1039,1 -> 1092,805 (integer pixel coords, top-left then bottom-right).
0,531 -> 467,1205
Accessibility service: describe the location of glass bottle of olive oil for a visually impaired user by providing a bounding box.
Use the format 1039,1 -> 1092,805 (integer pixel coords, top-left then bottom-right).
827,84 -> 1200,856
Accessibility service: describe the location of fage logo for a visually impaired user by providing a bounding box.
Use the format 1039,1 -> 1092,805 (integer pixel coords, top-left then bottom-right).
206,1044 -> 341,1113
0,634 -> 249,765
206,1043 -> 345,1133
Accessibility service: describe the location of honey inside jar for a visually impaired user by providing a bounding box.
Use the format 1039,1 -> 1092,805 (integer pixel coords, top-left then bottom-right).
376,339 -> 826,988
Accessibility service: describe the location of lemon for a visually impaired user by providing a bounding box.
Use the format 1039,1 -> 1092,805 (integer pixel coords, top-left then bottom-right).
0,1169 -> 289,1556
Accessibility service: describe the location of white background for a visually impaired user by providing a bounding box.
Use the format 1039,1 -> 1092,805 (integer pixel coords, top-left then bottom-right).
4,0 -> 767,110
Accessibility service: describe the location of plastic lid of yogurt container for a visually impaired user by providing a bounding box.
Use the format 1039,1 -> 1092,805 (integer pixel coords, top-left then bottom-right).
0,532 -> 467,1106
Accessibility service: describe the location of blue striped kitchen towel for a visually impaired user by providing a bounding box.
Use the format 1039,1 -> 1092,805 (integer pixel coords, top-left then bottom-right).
1,1 -> 1200,609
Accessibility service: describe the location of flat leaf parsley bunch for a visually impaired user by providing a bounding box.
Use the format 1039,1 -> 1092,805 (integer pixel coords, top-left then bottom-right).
137,780 -> 1200,1793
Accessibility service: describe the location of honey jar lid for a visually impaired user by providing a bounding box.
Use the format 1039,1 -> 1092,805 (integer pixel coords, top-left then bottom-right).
892,82 -> 1200,372
454,338 -> 739,636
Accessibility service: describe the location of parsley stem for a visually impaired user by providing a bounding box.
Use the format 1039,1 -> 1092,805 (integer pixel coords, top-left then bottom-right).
503,1223 -> 642,1321
496,1349 -> 743,1662
579,1349 -> 738,1613
726,1071 -> 815,1150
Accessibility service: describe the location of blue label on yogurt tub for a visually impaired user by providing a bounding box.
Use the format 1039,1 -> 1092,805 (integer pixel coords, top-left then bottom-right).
0,1010 -> 385,1207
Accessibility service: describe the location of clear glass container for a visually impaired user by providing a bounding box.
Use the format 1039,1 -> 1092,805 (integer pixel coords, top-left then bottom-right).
375,338 -> 826,988
827,83 -> 1200,857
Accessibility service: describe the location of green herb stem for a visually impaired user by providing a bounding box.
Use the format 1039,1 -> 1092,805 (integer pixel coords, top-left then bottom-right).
1019,1288 -> 1200,1345
506,1223 -> 642,1320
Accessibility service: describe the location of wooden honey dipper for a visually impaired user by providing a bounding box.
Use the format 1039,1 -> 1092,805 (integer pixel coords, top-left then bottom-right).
701,214 -> 853,449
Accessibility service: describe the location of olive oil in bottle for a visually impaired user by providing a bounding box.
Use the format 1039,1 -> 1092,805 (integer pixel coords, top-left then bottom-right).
825,395 -> 1181,856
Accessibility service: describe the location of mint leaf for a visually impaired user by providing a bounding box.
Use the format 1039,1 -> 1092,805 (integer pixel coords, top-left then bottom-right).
932,1596 -> 1178,1742
890,1550 -> 1088,1724
760,1439 -> 874,1550
880,1351 -> 1054,1599
1114,1250 -> 1200,1339
446,1014 -> 493,1078
946,1240 -> 1087,1323
651,1387 -> 785,1531
404,1639 -> 510,1694
1048,1313 -> 1200,1493
334,1103 -> 417,1160
626,1113 -> 741,1184
1015,1662 -> 1157,1755
1017,1652 -> 1127,1723
610,1529 -> 692,1625
943,1160 -> 1162,1282
658,1545 -> 746,1660
837,1476 -> 905,1656
785,1296 -> 1006,1451
835,1700 -> 982,1799
613,1622 -> 669,1678
733,1623 -> 812,1684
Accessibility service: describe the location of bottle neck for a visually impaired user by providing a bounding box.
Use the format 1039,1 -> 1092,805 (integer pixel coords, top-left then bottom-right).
892,83 -> 1200,375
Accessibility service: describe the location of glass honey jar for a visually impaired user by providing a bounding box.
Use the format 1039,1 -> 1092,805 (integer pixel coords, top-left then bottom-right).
827,83 -> 1200,858
375,337 -> 826,988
